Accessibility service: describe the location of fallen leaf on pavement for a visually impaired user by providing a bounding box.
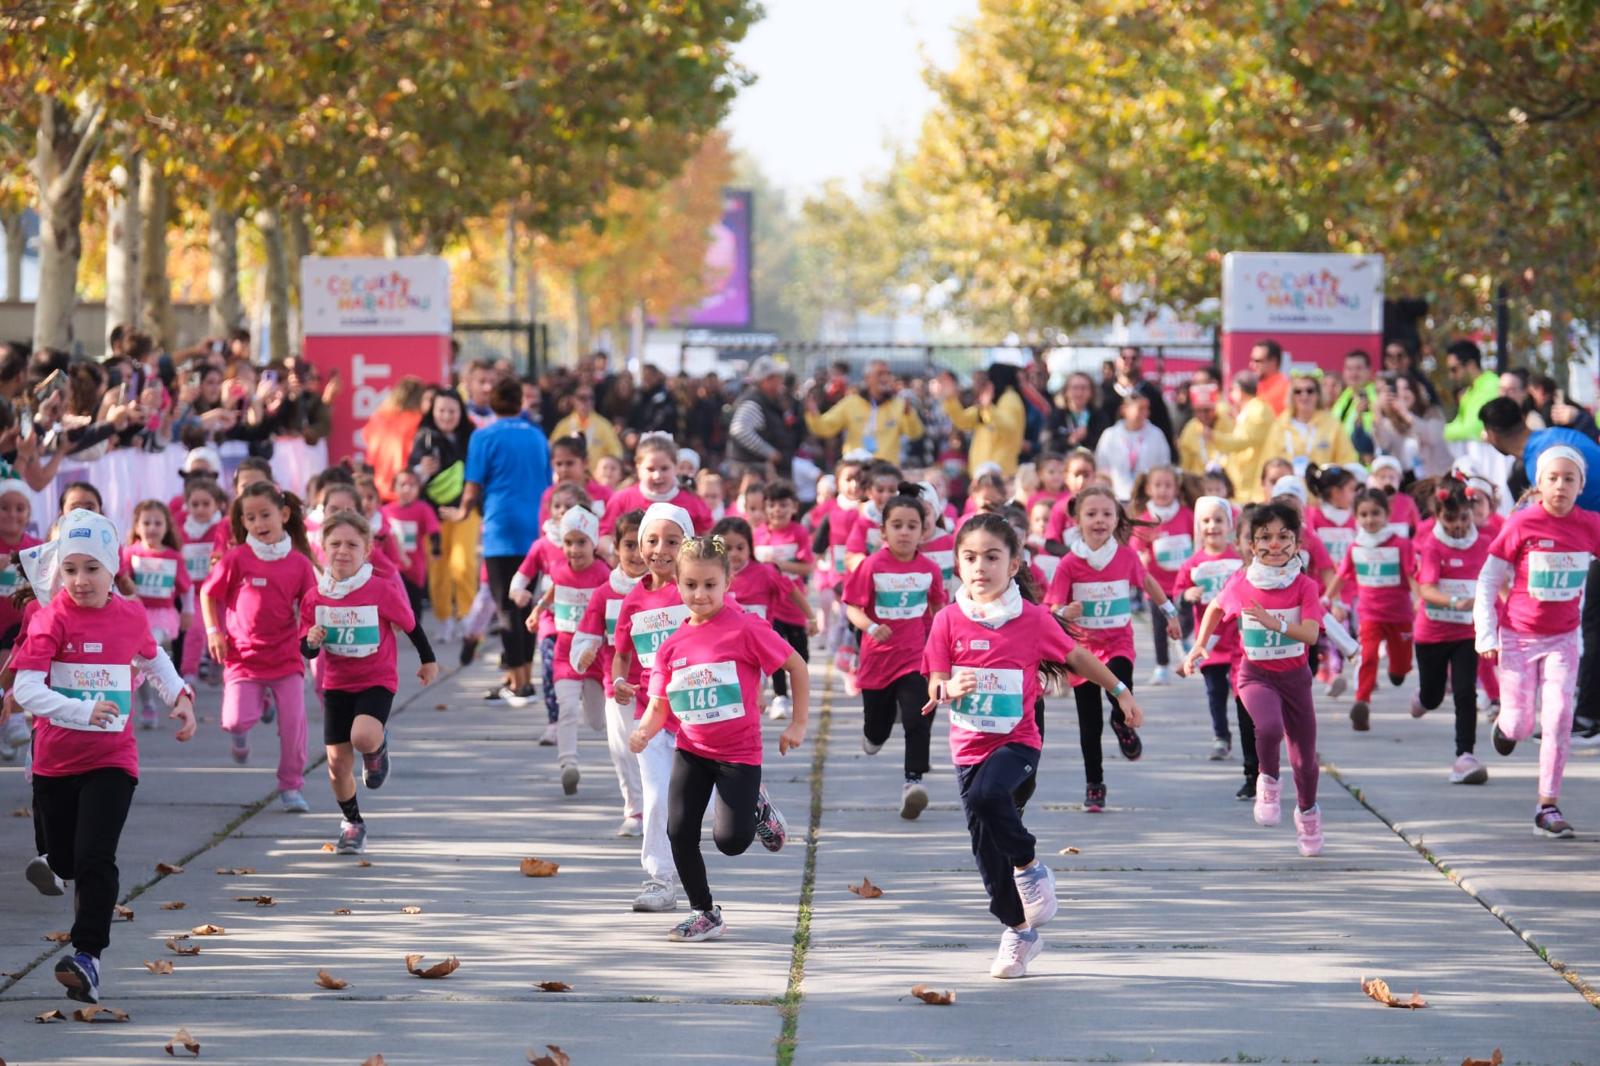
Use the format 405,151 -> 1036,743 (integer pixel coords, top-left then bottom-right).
333,908 -> 352,915
114,904 -> 134,921
404,953 -> 459,979
909,984 -> 956,1005
164,1026 -> 200,1056
848,878 -> 884,898
12,805 -> 30,817
144,960 -> 175,975
314,969 -> 348,990
73,1005 -> 130,1022
236,896 -> 275,907
320,842 -> 336,852
156,862 -> 184,875
1058,846 -> 1081,855
520,857 -> 559,877
401,906 -> 422,914
191,924 -> 226,936
536,981 -> 572,993
1462,1050 -> 1503,1066
362,1057 -> 386,1066
357,859 -> 372,868
166,937 -> 201,956
42,931 -> 71,943
528,1047 -> 570,1066
160,901 -> 187,910
35,1009 -> 65,1023
434,702 -> 447,710
1362,977 -> 1427,1009
216,867 -> 256,875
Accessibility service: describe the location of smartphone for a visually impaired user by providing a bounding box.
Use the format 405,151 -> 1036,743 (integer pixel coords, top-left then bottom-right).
262,370 -> 279,387
18,407 -> 32,440
33,369 -> 64,402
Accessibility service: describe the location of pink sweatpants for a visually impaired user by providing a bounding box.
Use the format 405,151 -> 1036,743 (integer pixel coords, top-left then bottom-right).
181,621 -> 205,677
1496,628 -> 1579,800
222,673 -> 309,792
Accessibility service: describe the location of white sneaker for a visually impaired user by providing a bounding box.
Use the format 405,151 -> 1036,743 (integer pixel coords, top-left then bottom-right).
1147,666 -> 1173,687
862,734 -> 883,755
439,618 -> 458,643
768,695 -> 792,721
538,721 -> 559,745
560,763 -> 580,795
617,814 -> 643,837
1013,861 -> 1058,928
26,855 -> 65,896
989,927 -> 1043,979
1254,774 -> 1282,827
279,789 -> 311,813
632,879 -> 678,912
900,781 -> 929,820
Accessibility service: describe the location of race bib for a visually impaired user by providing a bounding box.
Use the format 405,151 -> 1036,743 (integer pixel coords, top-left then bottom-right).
665,660 -> 745,726
873,571 -> 932,620
604,597 -> 623,640
754,543 -> 797,565
132,555 -> 178,599
832,545 -> 847,575
553,585 -> 594,634
1190,558 -> 1243,604
393,519 -> 419,552
315,603 -> 381,658
630,604 -> 691,668
865,526 -> 882,554
1318,527 -> 1354,563
1528,551 -> 1590,602
1152,533 -> 1194,570
1072,579 -> 1131,630
1352,545 -> 1401,588
1241,607 -> 1303,661
924,549 -> 955,584
0,564 -> 18,593
948,665 -> 1025,735
741,602 -> 768,619
49,661 -> 132,733
181,542 -> 212,581
1424,578 -> 1475,625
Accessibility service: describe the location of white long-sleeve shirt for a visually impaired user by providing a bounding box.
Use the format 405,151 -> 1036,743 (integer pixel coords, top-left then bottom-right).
15,649 -> 186,728
1094,422 -> 1173,501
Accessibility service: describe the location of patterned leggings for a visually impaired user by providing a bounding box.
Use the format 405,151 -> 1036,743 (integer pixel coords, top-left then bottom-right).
1497,628 -> 1580,801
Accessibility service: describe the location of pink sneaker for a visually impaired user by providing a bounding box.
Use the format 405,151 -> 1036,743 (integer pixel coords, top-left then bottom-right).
1254,774 -> 1282,826
1294,804 -> 1323,856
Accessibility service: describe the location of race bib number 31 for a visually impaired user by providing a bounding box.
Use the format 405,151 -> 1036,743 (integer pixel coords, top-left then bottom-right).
315,604 -> 381,658
666,660 -> 745,726
1241,607 -> 1303,661
949,666 -> 1025,735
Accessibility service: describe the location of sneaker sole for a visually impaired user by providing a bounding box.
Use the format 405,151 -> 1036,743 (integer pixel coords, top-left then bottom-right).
1450,768 -> 1489,785
1254,808 -> 1282,827
27,861 -> 64,897
54,961 -> 97,1003
989,935 -> 1043,979
900,787 -> 929,820
668,923 -> 725,942
561,766 -> 580,795
1350,705 -> 1370,731
1297,840 -> 1324,857
1534,826 -> 1575,839
633,897 -> 679,913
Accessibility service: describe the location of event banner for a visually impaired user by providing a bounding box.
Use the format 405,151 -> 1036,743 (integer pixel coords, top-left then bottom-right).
685,189 -> 753,330
1221,252 -> 1384,380
301,256 -> 452,463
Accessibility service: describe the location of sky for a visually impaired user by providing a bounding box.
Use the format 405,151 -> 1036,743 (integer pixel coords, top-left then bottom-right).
724,0 -> 977,194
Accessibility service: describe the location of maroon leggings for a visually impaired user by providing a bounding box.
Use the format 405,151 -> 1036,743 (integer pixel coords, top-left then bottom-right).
1237,659 -> 1318,810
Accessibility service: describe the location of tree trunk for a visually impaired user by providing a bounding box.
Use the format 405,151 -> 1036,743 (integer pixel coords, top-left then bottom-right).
286,209 -> 310,313
571,267 -> 591,356
255,207 -> 290,361
104,150 -> 141,347
30,94 -> 105,353
206,192 -> 243,337
382,221 -> 402,259
1,211 -> 23,301
137,155 -> 173,346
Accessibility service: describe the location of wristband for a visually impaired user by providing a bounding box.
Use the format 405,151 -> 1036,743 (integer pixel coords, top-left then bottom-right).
1160,601 -> 1178,620
1109,680 -> 1128,697
1204,634 -> 1220,653
205,626 -> 220,635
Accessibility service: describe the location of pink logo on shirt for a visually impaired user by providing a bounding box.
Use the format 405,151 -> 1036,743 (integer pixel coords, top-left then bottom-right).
676,666 -> 721,687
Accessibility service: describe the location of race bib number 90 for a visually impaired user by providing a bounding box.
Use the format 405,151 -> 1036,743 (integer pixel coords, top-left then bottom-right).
630,605 -> 690,668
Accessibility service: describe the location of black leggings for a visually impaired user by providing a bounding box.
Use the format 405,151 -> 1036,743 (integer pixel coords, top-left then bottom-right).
485,555 -> 535,669
401,577 -> 425,628
862,671 -> 932,777
1202,663 -> 1257,780
770,620 -> 809,697
1416,639 -> 1478,756
1150,602 -> 1195,667
667,749 -> 763,913
34,768 -> 138,957
1073,656 -> 1133,785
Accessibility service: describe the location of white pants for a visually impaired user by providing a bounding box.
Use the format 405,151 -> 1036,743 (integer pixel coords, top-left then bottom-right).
637,727 -> 677,884
604,695 -> 643,819
553,678 -> 605,766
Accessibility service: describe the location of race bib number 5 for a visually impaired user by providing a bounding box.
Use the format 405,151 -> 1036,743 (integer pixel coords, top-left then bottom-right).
872,571 -> 932,620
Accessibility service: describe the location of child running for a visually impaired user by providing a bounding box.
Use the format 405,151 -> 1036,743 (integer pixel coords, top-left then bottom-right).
1182,501 -> 1326,856
13,509 -> 196,1004
842,483 -> 948,819
754,481 -> 817,721
121,500 -> 192,730
1130,465 -> 1195,685
923,512 -> 1144,979
600,434 -> 713,537
1325,488 -> 1418,732
1173,496 -> 1249,771
381,469 -> 441,624
1306,464 -> 1359,696
177,478 -> 228,685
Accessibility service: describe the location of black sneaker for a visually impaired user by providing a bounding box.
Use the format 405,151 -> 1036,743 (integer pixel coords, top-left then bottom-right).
1534,805 -> 1575,839
1350,701 -> 1371,732
1236,777 -> 1257,801
1110,718 -> 1142,761
1084,782 -> 1106,813
1492,724 -> 1517,757
362,736 -> 390,790
459,635 -> 480,667
1572,716 -> 1600,748
483,687 -> 504,702
54,951 -> 99,1003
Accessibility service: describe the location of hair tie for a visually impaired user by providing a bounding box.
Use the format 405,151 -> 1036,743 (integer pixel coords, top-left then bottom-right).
709,535 -> 727,555
1435,487 -> 1452,502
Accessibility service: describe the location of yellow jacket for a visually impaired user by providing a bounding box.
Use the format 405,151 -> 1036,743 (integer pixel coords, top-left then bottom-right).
550,411 -> 624,463
944,390 -> 1026,476
1206,397 -> 1277,501
1275,409 -> 1357,474
805,393 -> 924,462
1177,408 -> 1234,477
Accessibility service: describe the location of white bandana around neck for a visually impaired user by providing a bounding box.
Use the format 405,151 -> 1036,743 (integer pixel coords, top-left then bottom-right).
1247,555 -> 1303,590
640,484 -> 678,503
1354,527 -> 1393,549
1070,536 -> 1118,571
861,500 -> 883,524
318,562 -> 373,599
610,568 -> 643,595
305,505 -> 324,526
955,581 -> 1023,629
542,519 -> 560,543
246,534 -> 292,562
183,514 -> 220,540
1434,524 -> 1478,551
1319,504 -> 1351,525
1147,500 -> 1180,523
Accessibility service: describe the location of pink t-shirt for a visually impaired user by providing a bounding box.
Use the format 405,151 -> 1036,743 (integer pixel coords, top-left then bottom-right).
516,537 -> 566,641
0,533 -> 42,643
844,504 -> 884,557
613,578 -> 692,719
1384,491 -> 1422,538
1045,543 -> 1148,679
1308,507 -> 1357,602
1214,571 -> 1324,672
298,571 -> 415,693
575,570 -> 644,697
923,600 -> 1075,766
1025,490 -> 1063,516
1132,505 -> 1195,594
15,595 -> 157,779
1414,532 -> 1489,644
381,499 -> 441,589
1174,547 -> 1245,667
1044,493 -> 1077,542
647,605 -> 795,765
178,518 -> 222,588
539,480 -> 614,525
842,548 -> 948,690
824,502 -> 861,584
730,561 -> 790,624
600,486 -> 712,536
1335,533 -> 1416,625
920,532 -> 957,593
545,556 -> 611,683
121,544 -> 193,611
201,545 -> 317,682
753,521 -> 814,625
1487,503 -> 1600,637
1296,528 -> 1336,588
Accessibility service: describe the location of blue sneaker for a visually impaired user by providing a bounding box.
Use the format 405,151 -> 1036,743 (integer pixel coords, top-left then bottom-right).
54,951 -> 99,1003
362,736 -> 390,790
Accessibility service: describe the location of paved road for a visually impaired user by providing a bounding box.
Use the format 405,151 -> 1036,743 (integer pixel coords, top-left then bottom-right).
0,630 -> 1595,1064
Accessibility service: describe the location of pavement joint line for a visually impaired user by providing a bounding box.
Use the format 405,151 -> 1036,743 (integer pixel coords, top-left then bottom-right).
1323,757 -> 1600,1011
0,662 -> 463,998
0,990 -> 786,1006
775,659 -> 834,1066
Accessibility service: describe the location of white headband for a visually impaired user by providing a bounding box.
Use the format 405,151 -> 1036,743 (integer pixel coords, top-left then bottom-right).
0,478 -> 29,501
1193,495 -> 1233,537
559,505 -> 600,544
676,448 -> 701,473
640,502 -> 695,541
1272,476 -> 1308,505
184,446 -> 224,475
1537,445 -> 1587,488
1342,463 -> 1369,484
1370,455 -> 1402,475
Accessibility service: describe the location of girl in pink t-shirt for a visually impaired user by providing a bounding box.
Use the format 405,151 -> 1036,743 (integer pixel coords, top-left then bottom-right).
381,469 -> 442,624
13,509 -> 195,1006
630,534 -> 807,943
512,483 -> 594,734
1043,449 -> 1097,545
177,479 -> 228,683
201,483 -> 320,814
300,511 -> 435,856
844,461 -> 903,570
1182,501 -> 1326,857
540,433 -> 614,526
1325,489 -> 1420,731
1130,466 -> 1195,686
1306,464 -> 1359,686
842,486 -> 947,820
599,436 -> 714,537
923,512 -> 1143,980
754,481 -> 818,721
1475,447 -> 1600,838
1368,456 -> 1422,538
526,504 -> 611,796
1173,496 -> 1248,772
1044,486 -> 1180,812
121,500 -> 193,731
